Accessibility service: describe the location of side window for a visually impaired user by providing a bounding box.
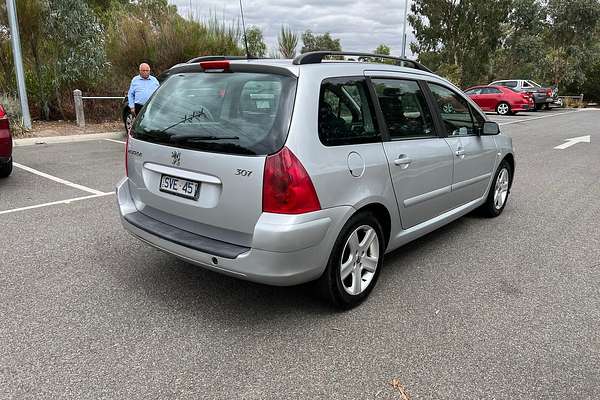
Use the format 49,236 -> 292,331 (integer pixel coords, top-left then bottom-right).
521,81 -> 532,88
490,88 -> 502,94
503,81 -> 518,88
371,79 -> 435,139
318,78 -> 379,146
428,83 -> 477,136
465,88 -> 481,95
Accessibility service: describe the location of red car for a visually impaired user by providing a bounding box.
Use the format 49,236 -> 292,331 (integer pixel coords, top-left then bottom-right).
0,104 -> 13,178
464,85 -> 534,115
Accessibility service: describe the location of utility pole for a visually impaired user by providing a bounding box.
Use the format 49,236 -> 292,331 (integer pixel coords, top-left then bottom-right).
401,0 -> 409,58
6,0 -> 32,129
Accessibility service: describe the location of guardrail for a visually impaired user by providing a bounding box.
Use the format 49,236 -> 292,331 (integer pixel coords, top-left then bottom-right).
73,89 -> 123,128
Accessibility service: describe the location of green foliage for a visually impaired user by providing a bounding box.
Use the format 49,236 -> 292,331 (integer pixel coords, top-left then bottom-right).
374,44 -> 391,56
409,0 -> 512,87
244,26 -> 267,58
106,6 -> 242,85
300,30 -> 342,53
0,93 -> 30,137
278,25 -> 299,59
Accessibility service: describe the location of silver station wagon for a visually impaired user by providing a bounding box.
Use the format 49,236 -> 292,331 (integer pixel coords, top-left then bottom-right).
117,51 -> 514,308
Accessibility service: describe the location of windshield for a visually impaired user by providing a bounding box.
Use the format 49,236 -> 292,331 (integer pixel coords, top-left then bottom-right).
131,72 -> 297,155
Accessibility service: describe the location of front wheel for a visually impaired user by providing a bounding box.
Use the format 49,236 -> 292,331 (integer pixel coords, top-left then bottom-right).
496,102 -> 511,116
317,212 -> 385,309
479,160 -> 512,217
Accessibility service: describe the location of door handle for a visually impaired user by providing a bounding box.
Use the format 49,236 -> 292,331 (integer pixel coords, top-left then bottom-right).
455,148 -> 465,157
394,156 -> 412,169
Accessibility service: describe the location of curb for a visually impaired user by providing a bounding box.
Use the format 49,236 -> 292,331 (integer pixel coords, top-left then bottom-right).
14,131 -> 125,147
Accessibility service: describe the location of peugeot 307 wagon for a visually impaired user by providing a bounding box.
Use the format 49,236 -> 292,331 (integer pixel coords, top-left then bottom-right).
117,51 -> 515,308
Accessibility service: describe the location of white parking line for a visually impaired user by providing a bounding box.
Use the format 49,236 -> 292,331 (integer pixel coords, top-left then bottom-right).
0,193 -> 114,215
105,138 -> 126,144
13,162 -> 107,195
498,109 -> 583,126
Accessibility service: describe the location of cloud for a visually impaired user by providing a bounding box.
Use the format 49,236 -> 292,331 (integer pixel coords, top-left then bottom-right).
168,0 -> 415,57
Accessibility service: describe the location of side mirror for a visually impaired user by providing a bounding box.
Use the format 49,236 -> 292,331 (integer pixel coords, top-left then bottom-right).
482,121 -> 500,135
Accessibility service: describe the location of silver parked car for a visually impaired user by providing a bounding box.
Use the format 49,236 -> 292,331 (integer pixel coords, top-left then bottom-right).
117,52 -> 515,308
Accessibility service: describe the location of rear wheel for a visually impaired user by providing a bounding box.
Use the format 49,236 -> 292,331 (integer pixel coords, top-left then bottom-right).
496,102 -> 511,116
317,212 -> 385,309
0,158 -> 13,178
535,103 -> 544,111
479,160 -> 512,217
544,103 -> 551,110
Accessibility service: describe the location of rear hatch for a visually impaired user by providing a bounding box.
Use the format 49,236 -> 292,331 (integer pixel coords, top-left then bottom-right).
127,64 -> 297,247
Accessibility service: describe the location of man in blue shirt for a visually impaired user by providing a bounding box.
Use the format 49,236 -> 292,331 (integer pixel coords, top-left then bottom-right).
127,63 -> 160,116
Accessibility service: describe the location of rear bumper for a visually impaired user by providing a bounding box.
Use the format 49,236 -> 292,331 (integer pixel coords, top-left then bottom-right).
116,178 -> 352,286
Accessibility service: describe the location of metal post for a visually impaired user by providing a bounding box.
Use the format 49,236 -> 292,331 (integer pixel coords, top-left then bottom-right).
6,0 -> 32,129
73,90 -> 85,128
401,0 -> 409,58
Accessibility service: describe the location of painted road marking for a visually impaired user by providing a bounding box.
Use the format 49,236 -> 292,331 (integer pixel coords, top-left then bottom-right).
105,138 -> 126,144
498,109 -> 583,126
13,162 -> 107,195
554,135 -> 591,150
0,193 -> 114,215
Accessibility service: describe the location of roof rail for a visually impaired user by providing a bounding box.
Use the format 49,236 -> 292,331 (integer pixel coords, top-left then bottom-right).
292,51 -> 432,72
186,55 -> 248,63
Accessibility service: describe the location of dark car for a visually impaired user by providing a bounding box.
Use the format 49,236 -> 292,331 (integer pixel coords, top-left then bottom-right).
464,85 -> 534,115
0,103 -> 13,178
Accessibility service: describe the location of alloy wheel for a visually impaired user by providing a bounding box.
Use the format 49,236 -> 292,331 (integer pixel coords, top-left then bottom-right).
497,103 -> 509,115
339,225 -> 380,295
494,168 -> 510,210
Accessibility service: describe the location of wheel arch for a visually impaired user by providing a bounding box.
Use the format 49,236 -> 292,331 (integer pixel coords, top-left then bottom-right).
354,203 -> 392,248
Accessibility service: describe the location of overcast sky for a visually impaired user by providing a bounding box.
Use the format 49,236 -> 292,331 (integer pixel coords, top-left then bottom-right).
168,0 -> 415,57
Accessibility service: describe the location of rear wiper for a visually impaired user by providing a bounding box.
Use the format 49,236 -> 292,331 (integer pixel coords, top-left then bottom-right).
159,108 -> 212,134
170,135 -> 239,143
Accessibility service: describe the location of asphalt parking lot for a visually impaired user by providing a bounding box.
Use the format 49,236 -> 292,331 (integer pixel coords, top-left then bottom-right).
1,108 -> 599,399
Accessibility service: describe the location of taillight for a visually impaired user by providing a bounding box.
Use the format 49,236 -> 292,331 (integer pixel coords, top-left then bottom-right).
263,147 -> 321,214
546,89 -> 552,96
125,132 -> 129,176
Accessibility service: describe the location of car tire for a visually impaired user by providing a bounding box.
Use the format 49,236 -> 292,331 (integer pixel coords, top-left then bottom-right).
545,103 -> 551,110
496,102 -> 511,116
0,158 -> 13,178
535,103 -> 544,111
479,160 -> 512,218
123,109 -> 134,135
317,211 -> 385,309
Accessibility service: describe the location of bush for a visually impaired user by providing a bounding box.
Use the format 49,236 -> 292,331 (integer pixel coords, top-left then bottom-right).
0,94 -> 30,137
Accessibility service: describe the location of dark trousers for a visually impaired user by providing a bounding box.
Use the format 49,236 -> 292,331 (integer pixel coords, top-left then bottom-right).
134,103 -> 143,115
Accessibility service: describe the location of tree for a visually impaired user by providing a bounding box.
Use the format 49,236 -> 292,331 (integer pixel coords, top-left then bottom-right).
489,0 -> 548,82
245,26 -> 267,58
278,25 -> 298,58
409,0 -> 512,86
374,44 -> 391,55
300,30 -> 342,53
542,0 -> 600,86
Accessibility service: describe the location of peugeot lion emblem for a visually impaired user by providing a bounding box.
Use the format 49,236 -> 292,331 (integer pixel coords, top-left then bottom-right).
171,151 -> 181,166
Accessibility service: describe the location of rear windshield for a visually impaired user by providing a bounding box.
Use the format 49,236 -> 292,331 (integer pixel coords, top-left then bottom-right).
131,72 -> 296,155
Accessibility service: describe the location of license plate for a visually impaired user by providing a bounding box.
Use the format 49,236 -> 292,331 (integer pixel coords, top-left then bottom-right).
159,174 -> 199,200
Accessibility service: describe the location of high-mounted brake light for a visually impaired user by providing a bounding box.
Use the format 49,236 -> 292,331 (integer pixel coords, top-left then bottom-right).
263,147 -> 321,214
200,60 -> 230,72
